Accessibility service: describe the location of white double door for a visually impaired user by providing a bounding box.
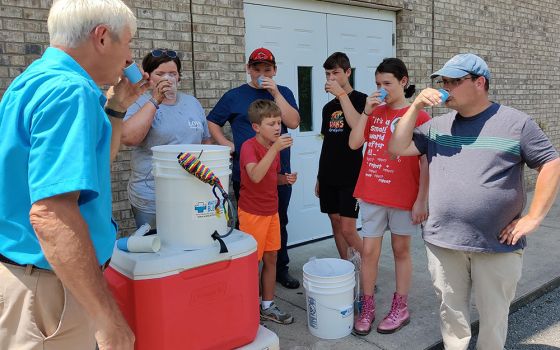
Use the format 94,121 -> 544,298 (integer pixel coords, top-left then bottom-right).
244,1 -> 395,245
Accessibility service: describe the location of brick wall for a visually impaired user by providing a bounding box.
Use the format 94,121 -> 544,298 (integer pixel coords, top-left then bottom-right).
394,0 -> 560,189
1,0 -> 559,235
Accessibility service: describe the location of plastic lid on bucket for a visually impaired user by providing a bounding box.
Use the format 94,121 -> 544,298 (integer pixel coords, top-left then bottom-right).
303,258 -> 354,279
152,144 -> 231,158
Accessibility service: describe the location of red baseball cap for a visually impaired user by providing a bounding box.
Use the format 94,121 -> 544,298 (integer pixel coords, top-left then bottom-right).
248,47 -> 276,65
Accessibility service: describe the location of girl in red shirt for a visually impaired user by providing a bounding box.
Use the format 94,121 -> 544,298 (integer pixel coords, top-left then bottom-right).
349,58 -> 430,335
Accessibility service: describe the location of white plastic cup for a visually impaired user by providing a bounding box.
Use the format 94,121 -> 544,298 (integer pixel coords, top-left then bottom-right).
117,235 -> 161,253
123,63 -> 143,84
162,74 -> 178,100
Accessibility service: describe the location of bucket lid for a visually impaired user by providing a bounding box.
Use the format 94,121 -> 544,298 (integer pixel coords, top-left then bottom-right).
109,230 -> 256,280
303,258 -> 354,279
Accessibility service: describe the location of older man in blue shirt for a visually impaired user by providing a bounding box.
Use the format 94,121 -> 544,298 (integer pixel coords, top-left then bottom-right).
0,1 -> 147,349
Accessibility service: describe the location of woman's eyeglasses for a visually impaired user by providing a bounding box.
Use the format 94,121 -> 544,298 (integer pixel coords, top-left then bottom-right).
151,49 -> 177,59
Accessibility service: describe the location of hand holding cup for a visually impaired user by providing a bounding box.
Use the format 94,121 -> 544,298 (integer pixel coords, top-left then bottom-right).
273,133 -> 293,152
413,88 -> 448,109
363,90 -> 386,115
257,76 -> 278,94
324,80 -> 344,97
152,79 -> 172,104
285,172 -> 298,185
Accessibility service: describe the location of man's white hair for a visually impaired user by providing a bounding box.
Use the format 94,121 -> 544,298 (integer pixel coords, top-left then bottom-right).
48,0 -> 137,48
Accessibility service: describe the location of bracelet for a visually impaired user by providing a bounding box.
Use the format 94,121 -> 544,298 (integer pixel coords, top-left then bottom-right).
104,107 -> 126,119
336,92 -> 347,99
148,97 -> 160,109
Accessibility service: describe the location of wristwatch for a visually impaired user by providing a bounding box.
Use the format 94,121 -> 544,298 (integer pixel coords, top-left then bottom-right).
104,107 -> 127,119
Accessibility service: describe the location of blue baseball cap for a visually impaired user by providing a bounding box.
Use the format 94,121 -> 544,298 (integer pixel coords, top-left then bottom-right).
430,53 -> 491,81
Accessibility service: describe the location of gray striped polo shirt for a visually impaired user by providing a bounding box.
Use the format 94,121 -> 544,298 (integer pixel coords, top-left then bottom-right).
413,103 -> 558,252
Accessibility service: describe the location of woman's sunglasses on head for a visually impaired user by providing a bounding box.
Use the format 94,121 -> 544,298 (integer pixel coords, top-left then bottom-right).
151,49 -> 177,59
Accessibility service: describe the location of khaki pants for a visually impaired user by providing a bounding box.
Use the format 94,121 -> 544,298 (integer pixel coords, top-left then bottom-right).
426,243 -> 523,350
0,262 -> 96,350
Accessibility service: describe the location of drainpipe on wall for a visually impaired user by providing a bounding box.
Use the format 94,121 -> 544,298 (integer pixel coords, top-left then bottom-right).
431,0 -> 435,80
189,0 -> 197,97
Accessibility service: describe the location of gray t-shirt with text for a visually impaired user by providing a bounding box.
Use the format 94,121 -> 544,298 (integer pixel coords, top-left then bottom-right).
124,92 -> 210,214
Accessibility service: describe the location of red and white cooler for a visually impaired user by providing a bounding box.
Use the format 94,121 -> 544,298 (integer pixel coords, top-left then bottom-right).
104,231 -> 259,350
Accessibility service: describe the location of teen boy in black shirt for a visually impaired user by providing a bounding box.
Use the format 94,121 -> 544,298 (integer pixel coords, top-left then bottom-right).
316,52 -> 367,259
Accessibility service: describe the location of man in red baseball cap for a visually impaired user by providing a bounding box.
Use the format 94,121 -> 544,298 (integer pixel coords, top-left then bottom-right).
247,47 -> 276,65
207,47 -> 301,322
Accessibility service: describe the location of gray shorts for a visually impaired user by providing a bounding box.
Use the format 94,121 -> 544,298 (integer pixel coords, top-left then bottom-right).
359,201 -> 419,238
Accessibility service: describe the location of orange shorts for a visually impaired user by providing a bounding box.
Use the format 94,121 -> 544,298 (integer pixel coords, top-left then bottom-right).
238,208 -> 280,261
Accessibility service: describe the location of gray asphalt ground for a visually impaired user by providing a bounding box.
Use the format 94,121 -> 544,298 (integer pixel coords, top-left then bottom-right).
469,286 -> 560,350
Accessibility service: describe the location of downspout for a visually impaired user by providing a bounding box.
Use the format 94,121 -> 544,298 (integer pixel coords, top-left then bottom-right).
431,0 -> 435,79
430,0 -> 435,116
189,0 -> 197,97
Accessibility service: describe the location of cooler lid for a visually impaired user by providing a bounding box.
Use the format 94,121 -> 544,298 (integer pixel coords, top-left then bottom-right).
109,230 -> 257,280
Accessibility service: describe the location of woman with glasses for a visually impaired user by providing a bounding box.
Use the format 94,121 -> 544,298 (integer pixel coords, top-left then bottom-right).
122,49 -> 212,230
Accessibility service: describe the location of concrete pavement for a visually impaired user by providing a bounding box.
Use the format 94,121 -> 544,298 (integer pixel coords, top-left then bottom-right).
263,192 -> 560,349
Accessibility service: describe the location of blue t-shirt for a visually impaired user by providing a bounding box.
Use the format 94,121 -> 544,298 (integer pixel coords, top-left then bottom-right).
124,92 -> 210,213
206,83 -> 298,182
0,47 -> 116,269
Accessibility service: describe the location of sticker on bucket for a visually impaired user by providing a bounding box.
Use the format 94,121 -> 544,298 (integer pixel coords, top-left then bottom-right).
308,296 -> 318,329
340,305 -> 353,318
193,200 -> 224,219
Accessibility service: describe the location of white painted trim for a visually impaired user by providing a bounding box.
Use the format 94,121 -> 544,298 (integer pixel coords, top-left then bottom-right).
243,0 -> 396,22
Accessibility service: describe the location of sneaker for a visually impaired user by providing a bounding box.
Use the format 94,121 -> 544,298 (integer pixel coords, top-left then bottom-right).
276,271 -> 300,289
260,302 -> 294,325
377,293 -> 410,334
353,294 -> 375,336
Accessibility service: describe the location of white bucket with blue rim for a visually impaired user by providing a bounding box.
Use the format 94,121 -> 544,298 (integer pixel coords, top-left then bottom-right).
302,258 -> 355,339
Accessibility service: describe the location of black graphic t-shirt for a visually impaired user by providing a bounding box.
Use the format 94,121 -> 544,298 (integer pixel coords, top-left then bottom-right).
318,90 -> 367,187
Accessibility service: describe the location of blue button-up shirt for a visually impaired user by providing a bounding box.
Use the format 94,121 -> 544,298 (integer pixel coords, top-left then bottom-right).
0,47 -> 116,269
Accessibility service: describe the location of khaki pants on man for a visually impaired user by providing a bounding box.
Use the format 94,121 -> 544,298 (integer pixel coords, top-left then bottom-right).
426,243 -> 523,350
0,262 -> 96,350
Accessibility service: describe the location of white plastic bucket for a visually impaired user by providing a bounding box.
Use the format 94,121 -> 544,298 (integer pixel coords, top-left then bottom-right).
302,258 -> 355,339
151,144 -> 231,250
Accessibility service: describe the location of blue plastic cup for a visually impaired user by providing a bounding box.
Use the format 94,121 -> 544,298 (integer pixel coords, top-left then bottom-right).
378,87 -> 388,101
438,89 -> 449,104
257,75 -> 264,87
123,63 -> 143,84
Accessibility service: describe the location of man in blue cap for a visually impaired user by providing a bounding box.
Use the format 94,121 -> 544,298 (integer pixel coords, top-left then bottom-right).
388,53 -> 560,349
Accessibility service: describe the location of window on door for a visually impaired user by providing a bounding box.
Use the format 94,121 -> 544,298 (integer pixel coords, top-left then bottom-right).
297,66 -> 313,132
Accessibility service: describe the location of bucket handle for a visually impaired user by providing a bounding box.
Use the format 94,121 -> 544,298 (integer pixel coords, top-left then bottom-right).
308,296 -> 354,317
